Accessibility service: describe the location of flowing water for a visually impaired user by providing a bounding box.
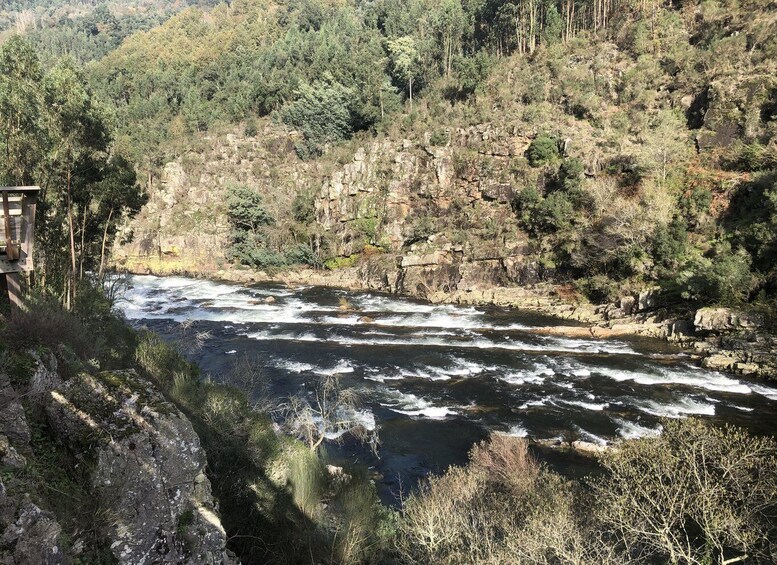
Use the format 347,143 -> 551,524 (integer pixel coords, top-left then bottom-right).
118,274 -> 777,501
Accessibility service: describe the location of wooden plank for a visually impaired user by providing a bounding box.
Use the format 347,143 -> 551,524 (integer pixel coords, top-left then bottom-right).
0,186 -> 41,194
22,194 -> 36,267
6,272 -> 22,316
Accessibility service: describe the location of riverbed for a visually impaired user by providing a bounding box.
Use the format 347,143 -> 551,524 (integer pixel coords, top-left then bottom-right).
117,274 -> 777,501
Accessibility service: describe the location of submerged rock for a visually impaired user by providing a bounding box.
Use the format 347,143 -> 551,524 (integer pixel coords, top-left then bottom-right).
45,370 -> 232,564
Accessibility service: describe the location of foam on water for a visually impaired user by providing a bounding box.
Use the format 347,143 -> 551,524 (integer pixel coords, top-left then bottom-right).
560,399 -> 610,411
574,425 -> 609,446
752,384 -> 777,401
119,274 -> 777,448
379,390 -> 456,420
636,397 -> 716,418
502,424 -> 530,438
612,418 -> 663,439
314,360 -> 356,376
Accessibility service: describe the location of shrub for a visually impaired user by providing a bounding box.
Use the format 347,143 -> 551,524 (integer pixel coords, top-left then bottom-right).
526,133 -> 560,166
225,184 -> 273,233
292,189 -> 316,223
673,243 -> 758,306
576,274 -> 620,304
725,172 -> 777,274
397,436 -> 597,564
595,419 -> 777,565
243,119 -> 258,137
651,217 -> 687,271
281,78 -> 354,157
429,129 -> 450,146
558,157 -> 584,191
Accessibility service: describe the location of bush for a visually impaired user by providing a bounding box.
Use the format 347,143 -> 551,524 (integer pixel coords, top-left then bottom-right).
558,157 -> 584,191
397,436 -> 598,564
651,217 -> 687,271
526,133 -> 560,166
595,419 -> 777,565
281,78 -> 355,157
225,184 -> 273,233
576,274 -> 620,304
673,243 -> 758,306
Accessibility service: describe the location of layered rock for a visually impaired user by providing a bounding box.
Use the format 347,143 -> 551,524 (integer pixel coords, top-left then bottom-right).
45,370 -> 232,564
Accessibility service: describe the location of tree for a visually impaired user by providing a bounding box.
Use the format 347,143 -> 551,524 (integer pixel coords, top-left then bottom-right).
94,155 -> 145,279
387,36 -> 419,107
281,77 -> 354,157
595,419 -> 777,565
44,58 -> 110,305
0,35 -> 47,186
281,374 -> 376,453
428,0 -> 466,79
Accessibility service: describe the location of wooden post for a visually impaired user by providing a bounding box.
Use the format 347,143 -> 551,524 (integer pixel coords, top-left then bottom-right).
6,272 -> 22,316
0,186 -> 40,317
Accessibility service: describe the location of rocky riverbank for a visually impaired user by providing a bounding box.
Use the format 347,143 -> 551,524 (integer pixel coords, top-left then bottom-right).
117,256 -> 777,381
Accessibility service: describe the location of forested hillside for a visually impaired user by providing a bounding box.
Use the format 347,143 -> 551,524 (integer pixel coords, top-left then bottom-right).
2,0 -> 777,311
2,2 -> 777,563
62,0 -> 775,317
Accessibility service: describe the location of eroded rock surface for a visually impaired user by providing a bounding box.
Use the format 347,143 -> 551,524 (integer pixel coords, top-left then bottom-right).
0,486 -> 64,565
45,370 -> 232,564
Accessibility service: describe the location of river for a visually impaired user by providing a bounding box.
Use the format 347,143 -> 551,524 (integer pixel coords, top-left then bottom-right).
117,274 -> 777,502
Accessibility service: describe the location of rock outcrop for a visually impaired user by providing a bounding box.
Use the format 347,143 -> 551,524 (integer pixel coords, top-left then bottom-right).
44,370 -> 232,564
0,488 -> 65,565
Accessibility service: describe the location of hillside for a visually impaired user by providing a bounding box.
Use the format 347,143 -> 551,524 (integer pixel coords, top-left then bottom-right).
101,0 -> 777,313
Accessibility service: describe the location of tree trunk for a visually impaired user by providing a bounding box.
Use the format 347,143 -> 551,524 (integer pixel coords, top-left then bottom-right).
98,207 -> 114,280
78,205 -> 88,281
67,166 -> 77,304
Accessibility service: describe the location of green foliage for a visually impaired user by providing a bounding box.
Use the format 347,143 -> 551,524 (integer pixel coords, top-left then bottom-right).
651,217 -> 688,272
526,134 -> 560,166
292,189 -> 316,222
324,253 -> 361,270
225,184 -> 274,234
281,78 -> 355,157
558,157 -> 584,191
725,172 -> 777,275
576,274 -> 620,304
224,184 -> 318,268
673,243 -> 758,306
428,129 -> 450,146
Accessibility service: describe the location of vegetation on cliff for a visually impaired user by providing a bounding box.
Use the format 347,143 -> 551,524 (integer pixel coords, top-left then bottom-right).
22,0 -> 769,318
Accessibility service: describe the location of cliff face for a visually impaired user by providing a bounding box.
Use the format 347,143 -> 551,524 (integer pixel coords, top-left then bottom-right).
314,128 -> 540,298
0,351 -> 233,564
114,123 -> 541,298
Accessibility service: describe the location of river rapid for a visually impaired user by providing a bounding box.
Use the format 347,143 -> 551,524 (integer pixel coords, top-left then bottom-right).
118,274 -> 777,501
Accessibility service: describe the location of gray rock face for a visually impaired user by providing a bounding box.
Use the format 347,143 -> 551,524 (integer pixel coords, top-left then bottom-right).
694,307 -> 762,333
0,435 -> 26,469
45,370 -> 232,564
0,490 -> 64,565
0,374 -> 30,447
28,350 -> 63,407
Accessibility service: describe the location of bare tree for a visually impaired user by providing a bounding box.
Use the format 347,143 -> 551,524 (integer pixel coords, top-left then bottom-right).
594,418 -> 777,565
281,374 -> 376,453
